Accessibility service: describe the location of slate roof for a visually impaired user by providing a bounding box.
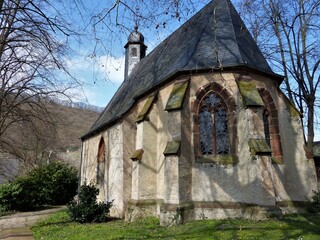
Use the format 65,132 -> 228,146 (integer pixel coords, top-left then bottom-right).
82,0 -> 282,140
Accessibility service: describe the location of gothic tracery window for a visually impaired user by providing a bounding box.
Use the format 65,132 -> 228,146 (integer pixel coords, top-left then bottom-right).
199,92 -> 230,156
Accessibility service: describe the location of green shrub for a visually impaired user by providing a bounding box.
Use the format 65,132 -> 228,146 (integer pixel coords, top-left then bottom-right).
0,176 -> 39,211
28,161 -> 78,205
67,181 -> 113,223
308,191 -> 320,214
0,182 -> 22,211
0,161 -> 78,211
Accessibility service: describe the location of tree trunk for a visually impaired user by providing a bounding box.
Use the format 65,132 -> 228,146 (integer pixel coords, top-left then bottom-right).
306,98 -> 315,157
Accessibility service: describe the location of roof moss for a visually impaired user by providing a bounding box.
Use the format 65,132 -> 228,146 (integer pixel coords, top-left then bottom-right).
249,139 -> 272,156
135,94 -> 156,123
163,141 -> 181,155
237,81 -> 264,107
165,80 -> 189,111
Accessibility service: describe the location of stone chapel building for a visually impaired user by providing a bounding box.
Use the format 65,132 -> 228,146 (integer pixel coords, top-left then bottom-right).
80,0 -> 317,224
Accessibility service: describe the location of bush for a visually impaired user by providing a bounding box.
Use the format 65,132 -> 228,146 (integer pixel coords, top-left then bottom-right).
0,176 -> 41,211
0,161 -> 78,211
28,161 -> 78,205
0,182 -> 22,211
67,181 -> 113,223
308,191 -> 320,214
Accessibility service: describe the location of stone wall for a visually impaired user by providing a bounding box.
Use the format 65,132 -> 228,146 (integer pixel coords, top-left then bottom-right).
81,123 -> 126,218
82,71 -> 317,224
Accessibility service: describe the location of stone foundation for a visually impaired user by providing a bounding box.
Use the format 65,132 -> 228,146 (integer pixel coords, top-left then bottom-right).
125,200 -> 310,226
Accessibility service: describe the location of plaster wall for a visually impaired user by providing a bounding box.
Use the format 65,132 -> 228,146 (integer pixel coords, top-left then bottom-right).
156,84 -> 172,204
122,115 -> 136,214
107,124 -> 124,217
81,123 -> 125,218
274,90 -> 317,202
131,122 -> 142,200
82,70 -> 317,222
179,86 -> 193,202
252,74 -> 317,202
187,72 -> 316,209
81,134 -> 103,185
189,73 -> 260,204
131,93 -> 162,201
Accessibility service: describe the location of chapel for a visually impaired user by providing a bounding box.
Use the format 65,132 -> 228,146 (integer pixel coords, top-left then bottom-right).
80,0 -> 317,225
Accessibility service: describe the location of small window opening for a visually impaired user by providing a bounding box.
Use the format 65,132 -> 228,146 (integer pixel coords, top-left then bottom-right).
131,47 -> 137,57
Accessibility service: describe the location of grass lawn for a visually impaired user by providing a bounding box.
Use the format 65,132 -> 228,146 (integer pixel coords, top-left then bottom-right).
32,210 -> 320,240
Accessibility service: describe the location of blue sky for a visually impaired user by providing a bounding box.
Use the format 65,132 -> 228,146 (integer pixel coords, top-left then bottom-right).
64,0 -> 211,107
62,0 -> 319,140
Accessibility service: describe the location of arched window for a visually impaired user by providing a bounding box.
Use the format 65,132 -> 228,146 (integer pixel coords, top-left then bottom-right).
199,92 -> 229,156
97,138 -> 105,185
192,83 -> 237,163
259,89 -> 283,163
263,109 -> 271,147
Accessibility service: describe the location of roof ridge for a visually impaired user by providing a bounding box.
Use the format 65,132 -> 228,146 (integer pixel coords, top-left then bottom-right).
182,13 -> 212,70
225,0 -> 244,65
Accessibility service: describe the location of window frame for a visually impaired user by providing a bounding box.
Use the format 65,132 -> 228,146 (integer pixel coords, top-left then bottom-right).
97,137 -> 106,185
192,82 -> 237,164
198,91 -> 230,156
258,89 -> 283,163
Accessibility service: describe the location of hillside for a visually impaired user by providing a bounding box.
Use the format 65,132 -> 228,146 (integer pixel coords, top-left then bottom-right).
49,103 -> 101,150
47,102 -> 101,167
0,102 -> 101,183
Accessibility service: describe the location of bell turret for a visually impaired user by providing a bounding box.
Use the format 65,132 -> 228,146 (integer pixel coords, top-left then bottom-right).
124,26 -> 147,80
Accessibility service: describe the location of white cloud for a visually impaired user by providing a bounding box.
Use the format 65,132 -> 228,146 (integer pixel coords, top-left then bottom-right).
98,55 -> 125,84
63,54 -> 125,107
66,54 -> 125,84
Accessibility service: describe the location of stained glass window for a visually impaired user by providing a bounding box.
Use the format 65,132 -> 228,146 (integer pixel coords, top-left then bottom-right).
199,92 -> 229,156
263,110 -> 271,147
200,108 -> 213,154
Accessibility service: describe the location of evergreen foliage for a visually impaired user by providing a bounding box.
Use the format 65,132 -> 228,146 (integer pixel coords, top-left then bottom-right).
0,161 -> 78,211
68,181 -> 113,223
309,191 -> 320,214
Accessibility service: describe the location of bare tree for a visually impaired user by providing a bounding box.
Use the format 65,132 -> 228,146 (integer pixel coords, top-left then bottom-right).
238,0 -> 320,153
86,0 -> 209,58
2,0 -> 317,164
0,0 -> 81,164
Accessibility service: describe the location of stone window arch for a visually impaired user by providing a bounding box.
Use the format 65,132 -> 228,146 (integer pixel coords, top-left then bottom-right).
259,89 -> 283,163
97,137 -> 106,185
192,83 -> 237,164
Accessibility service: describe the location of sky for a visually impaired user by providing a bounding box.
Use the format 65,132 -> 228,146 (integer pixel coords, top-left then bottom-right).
61,0 -> 319,140
64,0 -> 211,107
